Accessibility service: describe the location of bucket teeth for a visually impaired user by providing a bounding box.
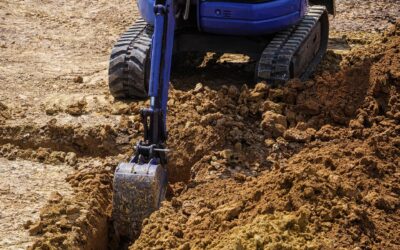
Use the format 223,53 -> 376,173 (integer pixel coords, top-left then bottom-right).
112,162 -> 167,240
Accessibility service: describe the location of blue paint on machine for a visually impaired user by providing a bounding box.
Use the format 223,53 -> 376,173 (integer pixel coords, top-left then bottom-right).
138,0 -> 308,35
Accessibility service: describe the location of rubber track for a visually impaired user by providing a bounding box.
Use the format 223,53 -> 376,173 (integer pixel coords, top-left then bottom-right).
257,6 -> 328,85
108,19 -> 153,99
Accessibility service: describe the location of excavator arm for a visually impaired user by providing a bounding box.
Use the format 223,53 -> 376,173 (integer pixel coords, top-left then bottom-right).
112,0 -> 176,241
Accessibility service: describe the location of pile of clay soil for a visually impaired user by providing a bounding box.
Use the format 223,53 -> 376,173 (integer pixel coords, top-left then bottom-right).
29,21 -> 399,250
130,21 -> 400,249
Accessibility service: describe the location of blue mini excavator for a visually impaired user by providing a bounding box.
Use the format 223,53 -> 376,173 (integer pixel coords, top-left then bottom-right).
109,0 -> 335,240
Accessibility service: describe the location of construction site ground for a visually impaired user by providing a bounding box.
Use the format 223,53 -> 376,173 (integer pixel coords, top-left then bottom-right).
0,0 -> 399,249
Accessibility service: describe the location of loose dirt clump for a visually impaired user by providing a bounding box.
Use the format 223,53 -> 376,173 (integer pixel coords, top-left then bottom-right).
0,102 -> 11,124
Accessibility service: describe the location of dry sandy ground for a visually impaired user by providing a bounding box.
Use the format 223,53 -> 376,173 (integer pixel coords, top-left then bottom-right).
0,0 -> 137,248
0,0 -> 399,249
0,159 -> 72,249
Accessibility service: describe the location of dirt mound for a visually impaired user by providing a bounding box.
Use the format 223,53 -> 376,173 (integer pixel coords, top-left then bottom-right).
25,17 -> 400,250
0,106 -> 147,159
28,158 -> 118,250
130,22 -> 400,249
0,159 -> 73,249
0,102 -> 11,124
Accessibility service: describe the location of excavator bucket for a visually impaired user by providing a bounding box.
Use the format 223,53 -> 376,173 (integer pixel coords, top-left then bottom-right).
112,162 -> 167,240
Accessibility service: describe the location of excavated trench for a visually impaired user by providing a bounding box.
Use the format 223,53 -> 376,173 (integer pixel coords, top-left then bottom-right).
26,24 -> 400,248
